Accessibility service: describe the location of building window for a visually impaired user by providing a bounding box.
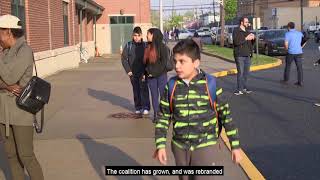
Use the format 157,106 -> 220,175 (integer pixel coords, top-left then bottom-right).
63,2 -> 69,46
110,16 -> 134,24
11,0 -> 26,31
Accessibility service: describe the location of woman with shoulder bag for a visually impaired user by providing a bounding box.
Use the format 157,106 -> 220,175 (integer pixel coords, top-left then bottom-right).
144,28 -> 169,122
0,15 -> 44,180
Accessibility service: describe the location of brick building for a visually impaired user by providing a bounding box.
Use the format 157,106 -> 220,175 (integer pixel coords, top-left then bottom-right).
0,0 -> 151,77
0,0 -> 104,77
95,0 -> 152,54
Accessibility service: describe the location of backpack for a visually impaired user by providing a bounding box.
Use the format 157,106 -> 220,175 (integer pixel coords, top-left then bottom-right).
126,41 -> 147,57
164,45 -> 174,72
167,73 -> 223,137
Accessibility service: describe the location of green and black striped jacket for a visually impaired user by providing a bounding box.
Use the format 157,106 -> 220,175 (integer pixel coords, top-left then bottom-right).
155,70 -> 240,151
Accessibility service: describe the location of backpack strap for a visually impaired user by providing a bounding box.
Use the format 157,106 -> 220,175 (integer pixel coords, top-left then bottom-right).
205,73 -> 222,138
127,41 -> 132,57
168,77 -> 178,113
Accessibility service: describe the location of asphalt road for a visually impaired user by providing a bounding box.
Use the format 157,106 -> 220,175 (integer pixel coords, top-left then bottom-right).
216,41 -> 320,180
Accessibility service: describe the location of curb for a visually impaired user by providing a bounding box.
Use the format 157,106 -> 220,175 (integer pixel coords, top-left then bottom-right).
207,53 -> 282,180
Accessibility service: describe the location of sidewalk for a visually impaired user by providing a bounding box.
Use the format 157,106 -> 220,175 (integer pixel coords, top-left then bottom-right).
0,53 -> 247,180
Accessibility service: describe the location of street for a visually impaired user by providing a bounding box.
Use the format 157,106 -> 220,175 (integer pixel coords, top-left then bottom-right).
216,40 -> 320,179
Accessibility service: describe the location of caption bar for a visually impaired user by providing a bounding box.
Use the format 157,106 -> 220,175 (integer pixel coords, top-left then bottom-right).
105,166 -> 224,176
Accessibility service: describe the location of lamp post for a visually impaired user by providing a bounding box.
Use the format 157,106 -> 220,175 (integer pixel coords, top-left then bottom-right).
300,0 -> 304,31
160,0 -> 163,32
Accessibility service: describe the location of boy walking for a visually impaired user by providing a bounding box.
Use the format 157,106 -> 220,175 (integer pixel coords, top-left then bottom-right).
153,39 -> 242,180
121,27 -> 150,114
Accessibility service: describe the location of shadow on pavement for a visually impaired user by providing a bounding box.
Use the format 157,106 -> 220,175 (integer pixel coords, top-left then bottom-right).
87,88 -> 133,112
77,134 -> 157,180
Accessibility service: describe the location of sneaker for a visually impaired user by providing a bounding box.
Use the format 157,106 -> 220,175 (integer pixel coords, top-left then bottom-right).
280,80 -> 288,85
315,103 -> 320,107
294,82 -> 303,87
234,90 -> 243,96
135,110 -> 141,114
314,62 -> 319,66
243,89 -> 252,94
142,110 -> 149,115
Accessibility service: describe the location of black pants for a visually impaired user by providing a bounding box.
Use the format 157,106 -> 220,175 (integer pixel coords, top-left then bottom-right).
284,54 -> 303,84
130,76 -> 150,111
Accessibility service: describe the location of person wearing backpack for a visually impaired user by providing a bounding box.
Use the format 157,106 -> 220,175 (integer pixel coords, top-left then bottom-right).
121,27 -> 150,114
144,28 -> 171,122
153,39 -> 242,180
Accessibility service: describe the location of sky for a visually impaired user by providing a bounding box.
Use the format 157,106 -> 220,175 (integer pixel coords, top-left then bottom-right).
151,0 -> 219,18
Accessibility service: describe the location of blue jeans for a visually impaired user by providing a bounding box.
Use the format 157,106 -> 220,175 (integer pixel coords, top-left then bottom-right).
235,56 -> 251,91
148,73 -> 167,118
130,76 -> 150,111
284,54 -> 303,84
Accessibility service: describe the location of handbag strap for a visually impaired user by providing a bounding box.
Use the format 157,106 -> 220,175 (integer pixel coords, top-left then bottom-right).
32,56 -> 43,133
32,54 -> 38,77
33,108 -> 44,133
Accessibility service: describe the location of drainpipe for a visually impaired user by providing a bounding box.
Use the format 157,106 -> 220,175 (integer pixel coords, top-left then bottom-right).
94,15 -> 97,52
80,8 -> 83,53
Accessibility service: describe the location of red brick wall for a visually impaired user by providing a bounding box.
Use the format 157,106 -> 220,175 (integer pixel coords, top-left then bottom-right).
74,7 -> 79,44
27,0 -> 50,52
95,0 -> 151,24
69,0 -> 74,45
50,0 -> 64,49
0,0 -> 11,15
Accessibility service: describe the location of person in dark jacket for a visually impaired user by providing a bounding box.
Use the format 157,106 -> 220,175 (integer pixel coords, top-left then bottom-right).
144,28 -> 169,121
232,16 -> 255,95
153,40 -> 242,180
121,27 -> 150,114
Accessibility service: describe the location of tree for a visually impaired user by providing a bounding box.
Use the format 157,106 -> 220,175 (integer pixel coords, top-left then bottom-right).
151,10 -> 160,28
225,0 -> 237,21
169,14 -> 183,29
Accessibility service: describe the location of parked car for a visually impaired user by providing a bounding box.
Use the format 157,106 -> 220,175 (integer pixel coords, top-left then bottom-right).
187,29 -> 196,36
200,35 -> 214,45
197,27 -> 212,36
224,25 -> 237,47
178,30 -> 193,40
257,29 -> 287,56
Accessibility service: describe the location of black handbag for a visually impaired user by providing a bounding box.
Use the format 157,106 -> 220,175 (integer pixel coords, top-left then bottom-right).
16,59 -> 51,133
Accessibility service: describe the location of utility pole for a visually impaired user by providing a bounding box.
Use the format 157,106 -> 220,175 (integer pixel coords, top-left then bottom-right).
160,0 -> 163,32
220,0 -> 225,47
300,0 -> 304,31
213,0 -> 217,24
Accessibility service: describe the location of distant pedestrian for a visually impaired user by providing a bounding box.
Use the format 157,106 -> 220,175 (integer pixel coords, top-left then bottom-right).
192,32 -> 202,51
144,28 -> 169,122
163,30 -> 169,44
121,26 -> 150,115
174,28 -> 180,41
281,22 -> 305,86
232,16 -> 255,95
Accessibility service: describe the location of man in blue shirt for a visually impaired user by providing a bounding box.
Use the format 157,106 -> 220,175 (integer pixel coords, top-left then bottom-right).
281,22 -> 304,86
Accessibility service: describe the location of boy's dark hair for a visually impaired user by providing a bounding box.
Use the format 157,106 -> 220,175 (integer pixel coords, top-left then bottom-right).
173,39 -> 200,61
287,22 -> 295,29
239,16 -> 248,25
133,26 -> 142,34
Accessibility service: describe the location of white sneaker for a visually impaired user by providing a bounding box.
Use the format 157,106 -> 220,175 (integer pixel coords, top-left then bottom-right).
315,103 -> 320,107
135,110 -> 141,114
142,110 -> 149,115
